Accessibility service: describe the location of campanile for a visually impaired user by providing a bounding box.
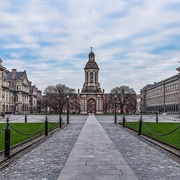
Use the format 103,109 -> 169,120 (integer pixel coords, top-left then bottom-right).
80,48 -> 104,114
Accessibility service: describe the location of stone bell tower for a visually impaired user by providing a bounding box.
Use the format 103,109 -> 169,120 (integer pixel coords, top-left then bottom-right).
80,48 -> 104,114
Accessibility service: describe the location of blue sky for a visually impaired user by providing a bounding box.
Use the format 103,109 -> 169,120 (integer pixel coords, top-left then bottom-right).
0,0 -> 180,94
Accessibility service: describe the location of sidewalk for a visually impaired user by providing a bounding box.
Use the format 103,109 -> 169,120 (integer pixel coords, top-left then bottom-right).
57,115 -> 138,180
0,119 -> 85,180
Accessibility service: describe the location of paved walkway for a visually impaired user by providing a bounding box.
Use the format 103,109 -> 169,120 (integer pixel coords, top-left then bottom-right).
0,115 -> 179,180
0,118 -> 86,179
97,116 -> 180,180
57,115 -> 138,180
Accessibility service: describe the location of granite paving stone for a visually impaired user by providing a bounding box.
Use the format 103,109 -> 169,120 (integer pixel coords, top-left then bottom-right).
96,116 -> 180,180
0,119 -> 85,180
57,115 -> 138,180
0,115 -> 179,180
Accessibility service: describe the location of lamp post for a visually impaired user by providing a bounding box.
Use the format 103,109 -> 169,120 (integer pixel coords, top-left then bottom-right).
67,95 -> 69,124
114,95 -> 117,123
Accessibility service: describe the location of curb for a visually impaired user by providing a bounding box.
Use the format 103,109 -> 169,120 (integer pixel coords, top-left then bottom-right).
116,124 -> 180,158
0,124 -> 68,170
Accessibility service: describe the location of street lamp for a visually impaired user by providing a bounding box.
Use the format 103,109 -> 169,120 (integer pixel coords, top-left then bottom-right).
114,95 -> 117,123
67,95 -> 69,124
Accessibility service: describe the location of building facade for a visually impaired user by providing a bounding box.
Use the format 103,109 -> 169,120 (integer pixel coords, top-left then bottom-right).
79,48 -> 104,114
0,58 -> 42,114
140,67 -> 180,114
42,48 -> 137,115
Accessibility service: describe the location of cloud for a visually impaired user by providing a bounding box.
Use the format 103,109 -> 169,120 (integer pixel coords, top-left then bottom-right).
0,0 -> 180,94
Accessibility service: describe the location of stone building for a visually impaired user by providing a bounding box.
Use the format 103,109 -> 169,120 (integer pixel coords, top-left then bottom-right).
140,67 -> 180,114
29,84 -> 42,113
79,48 -> 104,114
0,58 -> 42,114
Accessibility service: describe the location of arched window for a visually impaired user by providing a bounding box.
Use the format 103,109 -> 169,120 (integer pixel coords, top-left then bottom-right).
95,73 -> 97,83
90,72 -> 93,82
86,72 -> 88,83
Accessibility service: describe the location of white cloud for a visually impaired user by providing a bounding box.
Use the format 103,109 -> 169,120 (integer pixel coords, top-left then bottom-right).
0,0 -> 180,94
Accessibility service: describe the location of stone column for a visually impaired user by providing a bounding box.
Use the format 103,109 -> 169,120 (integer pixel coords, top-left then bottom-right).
85,97 -> 87,111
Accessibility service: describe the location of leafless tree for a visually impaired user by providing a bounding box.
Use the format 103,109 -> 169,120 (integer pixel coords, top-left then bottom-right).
44,84 -> 75,119
110,85 -> 137,114
68,93 -> 81,114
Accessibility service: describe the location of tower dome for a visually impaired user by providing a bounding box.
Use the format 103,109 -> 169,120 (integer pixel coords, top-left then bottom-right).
88,47 -> 95,60
85,47 -> 99,70
89,51 -> 95,59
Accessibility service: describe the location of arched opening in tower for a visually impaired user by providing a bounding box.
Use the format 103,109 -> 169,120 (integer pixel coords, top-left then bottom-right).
87,98 -> 96,114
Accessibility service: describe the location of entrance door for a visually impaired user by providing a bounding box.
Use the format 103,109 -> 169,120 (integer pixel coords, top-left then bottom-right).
87,99 -> 96,114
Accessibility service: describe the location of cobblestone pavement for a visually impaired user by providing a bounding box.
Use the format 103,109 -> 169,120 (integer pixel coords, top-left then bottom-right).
58,115 -> 138,180
96,116 -> 180,180
0,115 -> 179,180
0,116 -> 86,179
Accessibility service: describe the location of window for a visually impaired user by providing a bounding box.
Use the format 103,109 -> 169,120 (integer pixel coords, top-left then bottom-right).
90,72 -> 93,82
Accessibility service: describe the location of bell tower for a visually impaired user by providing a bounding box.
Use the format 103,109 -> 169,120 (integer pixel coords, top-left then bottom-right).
82,47 -> 102,93
80,48 -> 104,114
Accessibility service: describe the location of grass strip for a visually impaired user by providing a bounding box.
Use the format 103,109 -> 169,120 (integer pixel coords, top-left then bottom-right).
0,122 -> 59,151
120,122 -> 180,148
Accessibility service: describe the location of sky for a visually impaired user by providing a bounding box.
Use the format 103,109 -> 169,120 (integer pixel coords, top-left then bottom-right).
0,0 -> 180,94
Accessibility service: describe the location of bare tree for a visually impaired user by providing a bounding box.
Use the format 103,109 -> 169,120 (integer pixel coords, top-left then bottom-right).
110,85 -> 137,114
68,93 -> 81,114
44,84 -> 75,120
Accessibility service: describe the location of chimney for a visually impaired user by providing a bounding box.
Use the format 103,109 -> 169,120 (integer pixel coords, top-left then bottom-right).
12,69 -> 17,79
103,89 -> 105,94
78,89 -> 80,94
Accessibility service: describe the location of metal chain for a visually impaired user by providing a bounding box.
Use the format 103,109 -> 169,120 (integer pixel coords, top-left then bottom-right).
10,123 -> 44,136
125,116 -> 136,120
9,115 -> 25,121
49,122 -> 59,128
158,115 -> 178,121
62,116 -> 67,121
125,120 -> 140,128
0,126 -> 6,134
125,116 -> 140,121
142,115 -> 156,120
142,122 -> 180,136
118,117 -> 123,122
27,115 -> 45,121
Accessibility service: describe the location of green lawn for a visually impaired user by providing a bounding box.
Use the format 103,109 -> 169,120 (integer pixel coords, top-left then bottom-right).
0,122 -> 59,152
120,122 -> 180,148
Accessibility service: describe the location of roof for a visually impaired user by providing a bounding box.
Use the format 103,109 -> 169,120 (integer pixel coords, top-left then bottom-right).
85,50 -> 99,70
7,71 -> 24,80
85,61 -> 99,69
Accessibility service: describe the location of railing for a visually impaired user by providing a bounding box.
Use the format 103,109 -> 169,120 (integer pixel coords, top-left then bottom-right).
118,114 -> 180,136
0,114 -> 70,158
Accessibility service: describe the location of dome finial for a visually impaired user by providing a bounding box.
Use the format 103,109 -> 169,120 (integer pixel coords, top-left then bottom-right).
90,47 -> 93,52
88,47 -> 95,60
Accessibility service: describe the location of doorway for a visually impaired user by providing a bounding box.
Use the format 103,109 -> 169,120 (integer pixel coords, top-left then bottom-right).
87,99 -> 96,114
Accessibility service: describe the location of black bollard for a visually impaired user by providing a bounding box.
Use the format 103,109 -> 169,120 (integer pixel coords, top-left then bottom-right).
138,115 -> 143,135
114,113 -> 117,124
67,114 -> 69,124
5,117 -> 10,158
59,116 -> 62,128
45,114 -> 48,136
25,113 -> 27,123
156,112 -> 158,123
123,114 -> 126,127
